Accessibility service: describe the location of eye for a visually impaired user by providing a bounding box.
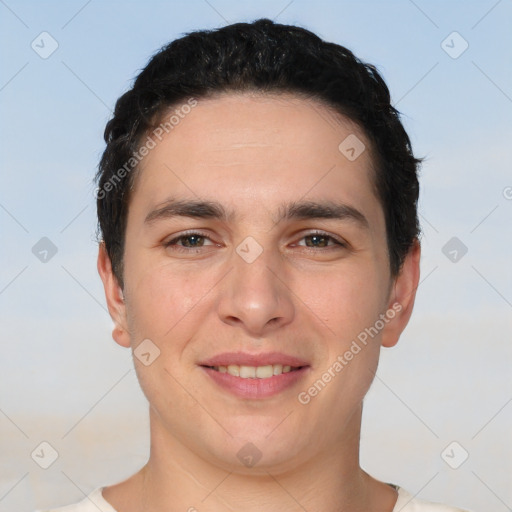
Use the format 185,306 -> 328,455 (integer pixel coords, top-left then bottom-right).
162,230 -> 346,254
295,232 -> 346,249
164,231 -> 216,250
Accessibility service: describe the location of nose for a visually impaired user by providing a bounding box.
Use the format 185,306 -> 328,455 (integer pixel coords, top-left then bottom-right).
216,245 -> 295,337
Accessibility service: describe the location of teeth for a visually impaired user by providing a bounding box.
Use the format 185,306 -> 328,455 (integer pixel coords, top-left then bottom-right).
214,364 -> 298,379
227,364 -> 239,377
240,366 -> 256,378
256,365 -> 273,378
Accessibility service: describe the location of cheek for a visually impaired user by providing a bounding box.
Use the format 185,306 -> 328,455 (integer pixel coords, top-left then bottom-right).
296,263 -> 387,341
123,261 -> 214,401
124,258 -> 216,341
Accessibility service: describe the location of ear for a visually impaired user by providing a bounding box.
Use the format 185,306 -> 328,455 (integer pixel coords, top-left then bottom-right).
381,239 -> 421,348
97,242 -> 131,348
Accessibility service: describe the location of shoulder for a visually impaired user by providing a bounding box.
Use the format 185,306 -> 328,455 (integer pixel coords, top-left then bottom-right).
394,486 -> 471,512
34,487 -> 117,512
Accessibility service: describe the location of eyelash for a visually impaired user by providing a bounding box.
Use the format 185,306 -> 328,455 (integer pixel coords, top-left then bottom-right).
163,230 -> 347,252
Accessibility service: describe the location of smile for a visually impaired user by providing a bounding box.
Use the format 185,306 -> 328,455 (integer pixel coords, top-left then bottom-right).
205,364 -> 302,379
201,364 -> 310,399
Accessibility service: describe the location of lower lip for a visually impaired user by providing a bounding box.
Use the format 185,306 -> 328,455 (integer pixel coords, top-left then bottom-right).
201,366 -> 310,399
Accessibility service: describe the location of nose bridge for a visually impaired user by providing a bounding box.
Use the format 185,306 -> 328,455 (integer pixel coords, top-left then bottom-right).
217,237 -> 294,334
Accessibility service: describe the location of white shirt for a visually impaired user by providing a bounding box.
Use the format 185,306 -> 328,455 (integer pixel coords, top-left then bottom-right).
36,485 -> 470,512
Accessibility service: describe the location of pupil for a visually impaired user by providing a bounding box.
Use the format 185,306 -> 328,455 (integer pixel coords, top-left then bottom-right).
184,235 -> 202,247
307,235 -> 327,247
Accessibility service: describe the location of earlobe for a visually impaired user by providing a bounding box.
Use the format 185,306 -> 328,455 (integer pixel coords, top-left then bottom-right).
97,242 -> 131,348
381,239 -> 421,348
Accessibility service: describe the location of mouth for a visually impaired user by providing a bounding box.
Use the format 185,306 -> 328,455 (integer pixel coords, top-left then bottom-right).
199,352 -> 311,398
202,364 -> 305,379
199,353 -> 311,399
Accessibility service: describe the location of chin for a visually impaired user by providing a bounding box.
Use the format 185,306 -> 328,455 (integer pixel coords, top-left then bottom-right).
199,422 -> 310,475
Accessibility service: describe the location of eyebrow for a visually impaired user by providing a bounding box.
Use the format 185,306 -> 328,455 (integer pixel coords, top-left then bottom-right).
144,198 -> 369,229
145,199 -> 230,225
278,200 -> 369,229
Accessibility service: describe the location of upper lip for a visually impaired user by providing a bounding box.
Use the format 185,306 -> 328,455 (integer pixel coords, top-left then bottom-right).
199,351 -> 310,368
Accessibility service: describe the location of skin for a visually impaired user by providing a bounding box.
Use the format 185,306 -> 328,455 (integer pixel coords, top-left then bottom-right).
98,92 -> 420,512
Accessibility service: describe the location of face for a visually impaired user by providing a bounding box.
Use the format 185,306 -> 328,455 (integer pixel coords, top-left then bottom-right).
99,92 -> 419,474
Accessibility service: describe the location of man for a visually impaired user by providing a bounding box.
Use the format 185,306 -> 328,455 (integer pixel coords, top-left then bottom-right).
42,18 -> 470,512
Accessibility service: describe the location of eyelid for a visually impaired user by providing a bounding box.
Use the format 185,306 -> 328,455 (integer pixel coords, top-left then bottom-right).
293,229 -> 347,248
164,229 -> 216,246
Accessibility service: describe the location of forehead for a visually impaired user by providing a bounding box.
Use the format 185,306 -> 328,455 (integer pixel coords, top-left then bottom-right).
130,92 -> 383,229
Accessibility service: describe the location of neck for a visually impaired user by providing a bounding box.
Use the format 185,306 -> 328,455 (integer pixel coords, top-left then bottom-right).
118,404 -> 395,512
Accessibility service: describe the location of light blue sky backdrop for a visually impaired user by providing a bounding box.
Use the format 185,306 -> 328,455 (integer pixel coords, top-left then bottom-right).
0,1 -> 511,510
